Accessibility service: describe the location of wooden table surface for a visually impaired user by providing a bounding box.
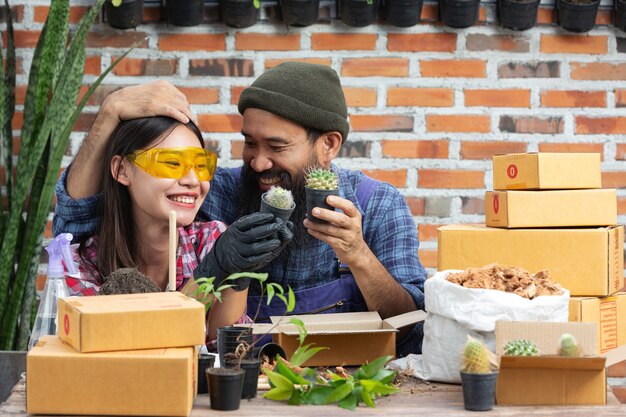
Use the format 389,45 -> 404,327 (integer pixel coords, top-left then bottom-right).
2,376 -> 625,417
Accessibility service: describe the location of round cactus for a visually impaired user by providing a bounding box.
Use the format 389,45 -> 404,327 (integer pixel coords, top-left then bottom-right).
264,186 -> 294,209
462,339 -> 491,374
558,333 -> 582,357
305,168 -> 338,190
503,339 -> 539,356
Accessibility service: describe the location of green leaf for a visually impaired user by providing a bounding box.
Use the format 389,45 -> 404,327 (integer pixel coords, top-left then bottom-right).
264,370 -> 295,392
326,381 -> 354,404
359,380 -> 400,396
112,0 -> 122,6
359,355 -> 392,379
338,392 -> 357,410
253,0 -> 261,9
286,287 -> 296,312
360,388 -> 376,408
264,387 -> 292,401
371,369 -> 396,385
303,385 -> 334,405
266,283 -> 275,304
289,317 -> 307,345
275,357 -> 310,385
290,343 -> 328,367
287,389 -> 303,405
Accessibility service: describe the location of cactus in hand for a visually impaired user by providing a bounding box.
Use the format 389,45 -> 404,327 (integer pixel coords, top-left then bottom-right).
503,339 -> 539,356
305,168 -> 338,190
264,186 -> 294,209
558,333 -> 582,357
462,339 -> 491,374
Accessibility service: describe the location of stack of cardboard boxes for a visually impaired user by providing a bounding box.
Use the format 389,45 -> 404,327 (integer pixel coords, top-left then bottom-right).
26,292 -> 205,417
438,153 -> 625,354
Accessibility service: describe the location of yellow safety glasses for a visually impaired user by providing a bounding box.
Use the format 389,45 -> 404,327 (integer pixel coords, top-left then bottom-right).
126,147 -> 217,181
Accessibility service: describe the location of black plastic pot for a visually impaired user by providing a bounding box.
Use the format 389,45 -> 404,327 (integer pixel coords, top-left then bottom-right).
439,0 -> 480,28
220,0 -> 259,28
385,0 -> 423,27
197,354 -> 216,395
557,0 -> 600,33
280,0 -> 320,26
614,0 -> 626,32
217,326 -> 253,366
305,187 -> 339,224
206,367 -> 244,411
460,371 -> 498,411
104,0 -> 144,29
498,0 -> 539,31
260,193 -> 295,223
167,0 -> 204,26
225,358 -> 262,399
253,342 -> 287,362
340,0 -> 380,27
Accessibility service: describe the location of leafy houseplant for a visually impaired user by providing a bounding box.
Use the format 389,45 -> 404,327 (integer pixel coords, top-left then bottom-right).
557,0 -> 600,33
104,0 -> 144,29
304,168 -> 339,224
439,0 -> 480,28
340,0 -> 380,27
459,338 -> 498,411
166,0 -> 204,27
260,186 -> 295,223
0,0 -> 130,351
280,0 -> 320,27
498,0 -> 540,31
220,0 -> 260,28
385,0 -> 423,27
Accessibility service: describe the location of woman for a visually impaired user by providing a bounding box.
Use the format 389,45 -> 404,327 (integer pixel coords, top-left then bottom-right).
66,116 -> 289,340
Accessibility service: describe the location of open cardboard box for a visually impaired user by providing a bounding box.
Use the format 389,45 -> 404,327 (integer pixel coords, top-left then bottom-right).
495,321 -> 626,405
251,310 -> 426,366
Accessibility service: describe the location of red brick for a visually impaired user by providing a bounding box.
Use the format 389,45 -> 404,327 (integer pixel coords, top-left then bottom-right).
382,140 -> 449,159
418,169 -> 485,189
33,5 -> 88,23
342,58 -> 409,77
617,90 -> 626,107
539,143 -> 604,160
236,33 -> 300,51
143,5 -> 162,21
576,117 -> 626,134
540,35 -> 608,55
177,87 -> 219,105
418,224 -> 443,242
387,88 -> 454,107
612,386 -> 626,404
540,90 -> 606,108
462,197 -> 485,215
608,361 -> 626,378
12,112 -> 22,129
498,61 -> 560,79
72,113 -> 96,132
84,56 -> 101,76
86,31 -> 149,48
571,62 -> 626,81
343,88 -> 377,107
36,274 -> 47,293
426,115 -> 490,133
311,33 -> 376,50
265,58 -> 332,68
159,34 -> 225,51
361,169 -> 407,187
231,86 -> 246,105
405,197 -> 425,216
198,114 -> 243,133
111,57 -> 177,76
465,89 -> 530,107
466,34 -> 529,52
421,60 -> 486,78
387,33 -> 457,52
418,249 -> 437,269
460,141 -> 527,160
350,115 -> 413,132
189,59 -> 253,77
602,172 -> 626,188
596,9 -> 612,25
500,116 -> 564,134
10,30 -> 41,48
14,85 -> 26,105
421,4 -> 438,20
231,141 -> 243,159
616,144 -> 626,161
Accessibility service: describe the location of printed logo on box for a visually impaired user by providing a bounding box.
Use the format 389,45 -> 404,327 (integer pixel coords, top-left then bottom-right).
507,164 -> 518,179
493,194 -> 499,214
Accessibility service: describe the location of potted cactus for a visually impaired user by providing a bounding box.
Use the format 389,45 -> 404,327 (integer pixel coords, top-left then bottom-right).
503,339 -> 539,356
260,186 -> 295,223
558,333 -> 582,357
460,338 -> 498,411
305,168 -> 339,224
104,0 -> 144,29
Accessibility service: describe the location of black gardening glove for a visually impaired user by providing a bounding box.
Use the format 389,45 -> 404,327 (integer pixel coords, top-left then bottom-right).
194,213 -> 284,291
270,220 -> 294,259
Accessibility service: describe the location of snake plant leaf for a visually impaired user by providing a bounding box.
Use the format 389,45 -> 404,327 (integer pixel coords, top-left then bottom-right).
0,0 -> 16,217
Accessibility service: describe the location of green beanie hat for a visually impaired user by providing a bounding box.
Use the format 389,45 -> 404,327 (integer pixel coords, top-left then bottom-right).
238,62 -> 349,142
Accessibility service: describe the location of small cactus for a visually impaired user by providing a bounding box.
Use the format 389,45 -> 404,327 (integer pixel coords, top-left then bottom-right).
264,186 -> 294,210
558,333 -> 582,357
503,339 -> 539,357
462,339 -> 491,374
305,168 -> 338,190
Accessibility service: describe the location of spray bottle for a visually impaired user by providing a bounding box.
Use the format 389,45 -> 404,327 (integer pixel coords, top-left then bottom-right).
28,233 -> 79,350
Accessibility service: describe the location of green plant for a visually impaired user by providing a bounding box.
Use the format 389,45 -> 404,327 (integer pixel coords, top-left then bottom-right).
558,333 -> 582,357
253,0 -> 261,9
305,168 -> 338,190
0,0 -> 134,350
503,339 -> 539,357
264,186 -> 295,210
461,339 -> 491,374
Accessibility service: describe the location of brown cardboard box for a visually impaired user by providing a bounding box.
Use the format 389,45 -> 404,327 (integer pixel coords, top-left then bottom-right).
485,189 -> 617,228
58,292 -> 205,353
492,152 -> 602,190
252,311 -> 425,366
27,336 -> 196,416
495,321 -> 626,406
437,224 -> 624,296
569,293 -> 626,353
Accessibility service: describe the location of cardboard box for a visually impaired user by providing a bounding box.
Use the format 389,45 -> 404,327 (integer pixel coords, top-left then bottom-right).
485,189 -> 617,228
492,152 -> 602,190
495,321 -> 626,406
27,336 -> 196,416
569,293 -> 626,353
58,292 -> 205,353
252,311 -> 425,366
437,224 -> 624,296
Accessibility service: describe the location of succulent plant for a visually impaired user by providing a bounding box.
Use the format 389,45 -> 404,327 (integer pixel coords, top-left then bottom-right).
558,333 -> 582,357
305,168 -> 339,190
264,186 -> 294,210
462,339 -> 491,374
503,339 -> 539,357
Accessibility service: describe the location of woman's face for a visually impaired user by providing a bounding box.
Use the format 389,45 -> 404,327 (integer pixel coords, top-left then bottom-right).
113,125 -> 210,228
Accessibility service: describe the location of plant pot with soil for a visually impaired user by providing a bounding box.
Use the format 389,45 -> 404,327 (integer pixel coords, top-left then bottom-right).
460,337 -> 498,412
304,168 -> 339,224
557,0 -> 600,33
385,0 -> 423,27
439,0 -> 480,28
220,0 -> 260,28
206,367 -> 245,410
614,0 -> 626,32
166,0 -> 204,26
340,0 -> 380,27
104,0 -> 144,29
280,0 -> 320,26
260,186 -> 295,223
498,0 -> 540,31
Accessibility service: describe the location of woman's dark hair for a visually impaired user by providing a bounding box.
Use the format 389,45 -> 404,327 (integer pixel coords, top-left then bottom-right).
82,116 -> 204,278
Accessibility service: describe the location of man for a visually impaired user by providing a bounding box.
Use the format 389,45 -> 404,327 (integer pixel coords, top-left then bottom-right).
54,63 -> 427,355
